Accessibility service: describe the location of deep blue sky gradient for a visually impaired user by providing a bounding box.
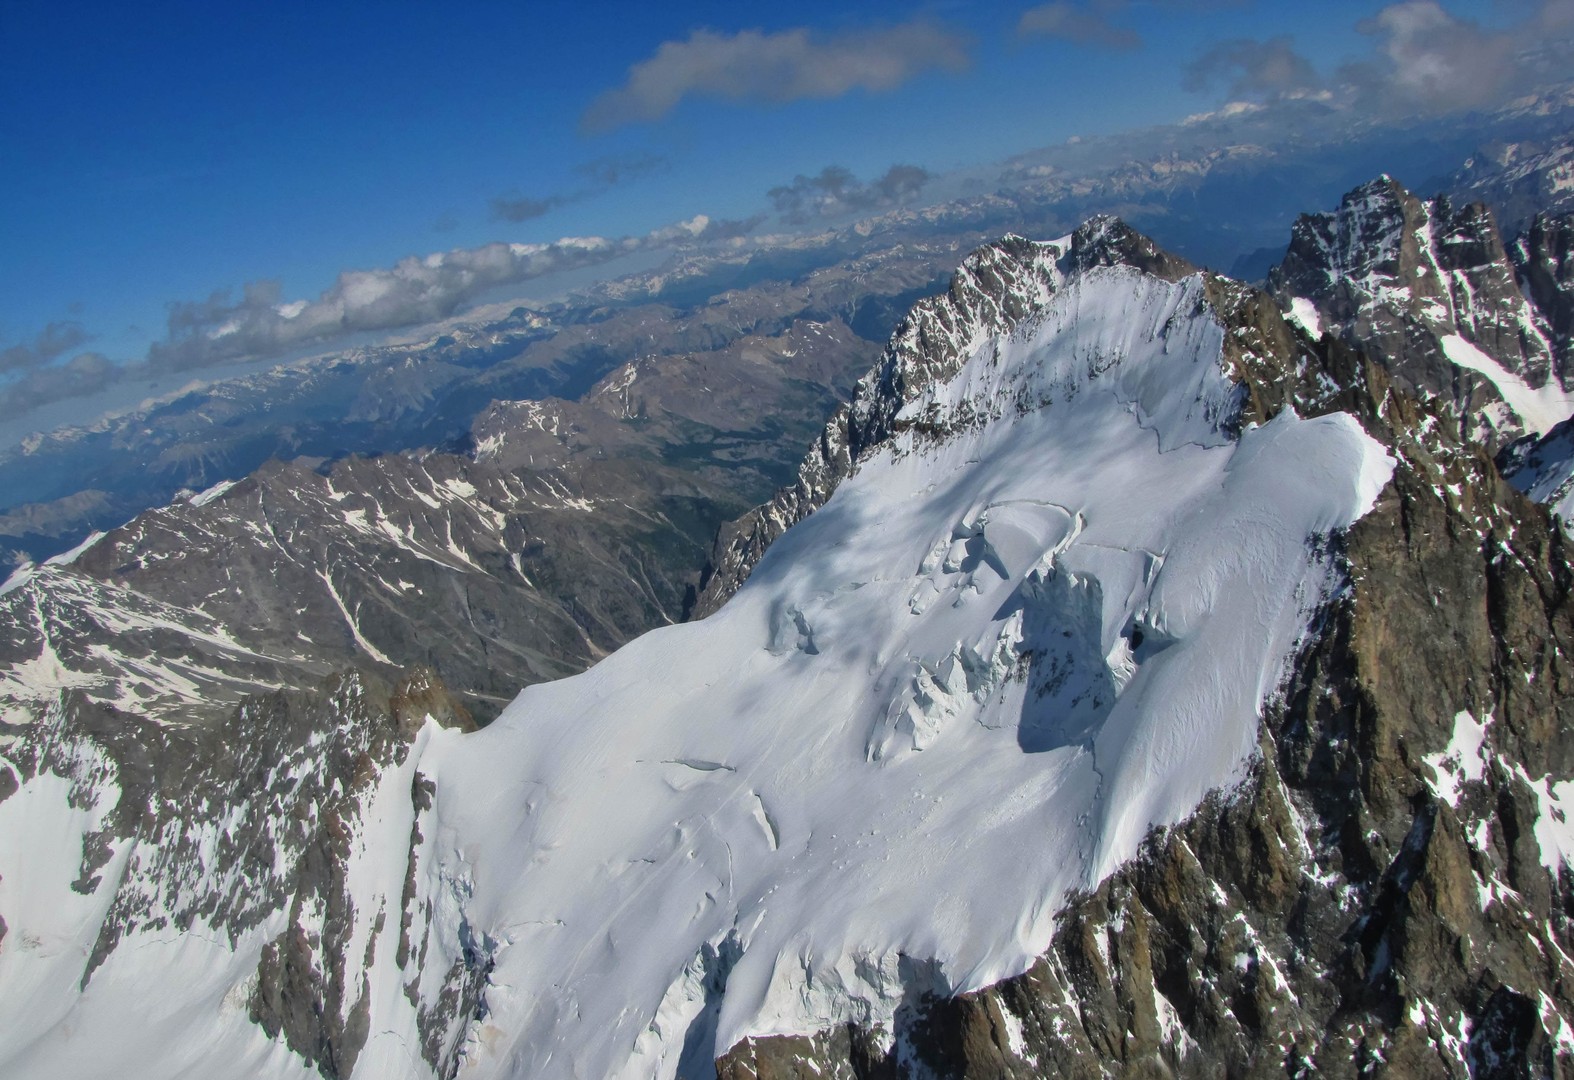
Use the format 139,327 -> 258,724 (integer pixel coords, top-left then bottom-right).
0,1 -> 1536,372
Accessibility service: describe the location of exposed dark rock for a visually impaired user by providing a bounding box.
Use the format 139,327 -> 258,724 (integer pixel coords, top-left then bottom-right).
1514,213 -> 1574,371
1269,178 -> 1570,449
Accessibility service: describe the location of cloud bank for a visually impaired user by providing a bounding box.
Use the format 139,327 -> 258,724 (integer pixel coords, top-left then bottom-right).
492,152 -> 669,223
1019,0 -> 1248,51
0,214 -> 757,421
767,164 -> 934,224
0,352 -> 116,421
491,194 -> 574,223
1187,0 -> 1572,115
150,216 -> 755,371
1347,1 -> 1516,112
0,322 -> 92,377
1184,35 -> 1322,100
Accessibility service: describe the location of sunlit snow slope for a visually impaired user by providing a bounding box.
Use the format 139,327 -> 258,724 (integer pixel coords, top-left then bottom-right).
0,263 -> 1393,1080
408,266 -> 1391,1077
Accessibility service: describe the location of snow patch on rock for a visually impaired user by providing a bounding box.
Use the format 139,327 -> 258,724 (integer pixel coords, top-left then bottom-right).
1441,334 -> 1574,436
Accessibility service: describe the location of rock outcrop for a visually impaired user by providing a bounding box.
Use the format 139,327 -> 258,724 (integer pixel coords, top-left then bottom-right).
1269,177 -> 1571,448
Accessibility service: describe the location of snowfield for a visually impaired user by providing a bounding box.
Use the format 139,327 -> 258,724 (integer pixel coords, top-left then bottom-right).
0,265 -> 1394,1079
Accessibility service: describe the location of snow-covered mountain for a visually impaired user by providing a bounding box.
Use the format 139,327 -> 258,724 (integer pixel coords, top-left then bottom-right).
1270,176 -> 1574,446
6,183 -> 1574,1078
1445,135 -> 1574,234
692,223 -> 1194,617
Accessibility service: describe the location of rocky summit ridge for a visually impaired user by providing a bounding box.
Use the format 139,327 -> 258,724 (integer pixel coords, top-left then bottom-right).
1268,176 -> 1574,449
2,176 -> 1574,1079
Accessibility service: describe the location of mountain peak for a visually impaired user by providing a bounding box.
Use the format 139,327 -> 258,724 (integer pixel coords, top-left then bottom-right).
1068,214 -> 1197,281
1271,174 -> 1571,444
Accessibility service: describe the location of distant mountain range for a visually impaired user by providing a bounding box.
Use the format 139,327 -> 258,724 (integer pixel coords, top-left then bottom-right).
6,86 -> 1572,575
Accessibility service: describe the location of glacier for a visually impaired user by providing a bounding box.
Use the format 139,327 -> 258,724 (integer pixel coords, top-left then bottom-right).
0,263 -> 1394,1079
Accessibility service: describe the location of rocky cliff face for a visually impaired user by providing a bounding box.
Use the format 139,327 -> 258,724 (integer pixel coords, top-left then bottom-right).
1269,177 -> 1572,448
0,666 -> 477,1078
1515,212 -> 1574,375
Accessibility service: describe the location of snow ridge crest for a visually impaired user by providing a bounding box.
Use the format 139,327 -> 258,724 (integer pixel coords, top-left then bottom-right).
693,218 -> 1198,616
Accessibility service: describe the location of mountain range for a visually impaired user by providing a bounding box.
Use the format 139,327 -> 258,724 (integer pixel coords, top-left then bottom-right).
5,85 -> 1573,574
3,151 -> 1574,1079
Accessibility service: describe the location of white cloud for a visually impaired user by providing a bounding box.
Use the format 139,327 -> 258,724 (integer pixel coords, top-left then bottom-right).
0,321 -> 92,376
1185,1 -> 1573,117
1017,1 -> 1140,50
148,220 -> 755,373
767,163 -> 934,224
1181,100 -> 1266,126
1354,1 -> 1515,111
582,23 -> 970,131
1184,35 -> 1321,100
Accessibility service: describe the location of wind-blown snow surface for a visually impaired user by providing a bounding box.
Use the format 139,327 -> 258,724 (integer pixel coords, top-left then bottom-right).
0,267 -> 1393,1079
411,268 -> 1392,1077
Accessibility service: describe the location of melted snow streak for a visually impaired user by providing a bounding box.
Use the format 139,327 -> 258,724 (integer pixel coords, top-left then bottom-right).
1440,334 -> 1574,436
0,268 -> 1395,1080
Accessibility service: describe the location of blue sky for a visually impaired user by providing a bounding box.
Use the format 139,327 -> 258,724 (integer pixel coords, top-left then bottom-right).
0,0 -> 1565,428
